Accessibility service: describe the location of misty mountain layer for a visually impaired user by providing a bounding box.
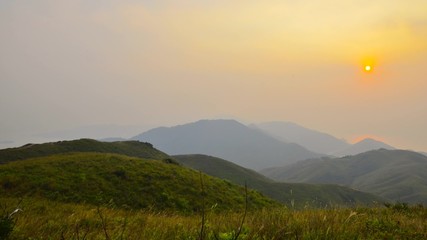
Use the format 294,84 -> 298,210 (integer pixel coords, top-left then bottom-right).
132,119 -> 323,170
254,121 -> 395,156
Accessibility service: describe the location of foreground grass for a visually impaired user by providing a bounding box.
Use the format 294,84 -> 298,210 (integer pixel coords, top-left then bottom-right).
2,198 -> 427,239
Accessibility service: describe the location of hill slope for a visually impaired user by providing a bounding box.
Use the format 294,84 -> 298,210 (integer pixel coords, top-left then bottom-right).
132,119 -> 322,170
0,152 -> 278,212
174,154 -> 384,207
253,122 -> 350,154
0,139 -> 169,164
261,149 -> 427,204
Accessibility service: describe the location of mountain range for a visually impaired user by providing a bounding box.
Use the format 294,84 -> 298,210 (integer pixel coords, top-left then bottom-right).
3,119 -> 422,206
253,121 -> 395,156
130,119 -> 399,170
261,149 -> 427,204
0,139 -> 384,209
132,119 -> 323,170
252,121 -> 349,154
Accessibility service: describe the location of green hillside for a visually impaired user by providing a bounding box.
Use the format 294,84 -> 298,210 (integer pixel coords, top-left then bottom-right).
174,154 -> 384,207
261,149 -> 427,204
174,154 -> 274,189
0,153 -> 278,212
0,139 -> 170,164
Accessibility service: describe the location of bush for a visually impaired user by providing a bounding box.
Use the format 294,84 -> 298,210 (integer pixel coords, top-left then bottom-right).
0,208 -> 22,239
0,216 -> 14,239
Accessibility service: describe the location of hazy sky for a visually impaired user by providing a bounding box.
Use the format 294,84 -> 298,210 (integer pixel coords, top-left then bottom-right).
1,0 -> 427,151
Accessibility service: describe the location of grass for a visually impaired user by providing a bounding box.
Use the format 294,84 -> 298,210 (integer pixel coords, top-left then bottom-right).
0,152 -> 278,213
1,197 -> 427,239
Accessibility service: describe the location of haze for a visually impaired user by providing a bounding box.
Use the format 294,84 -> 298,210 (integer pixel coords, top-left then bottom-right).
1,0 -> 426,151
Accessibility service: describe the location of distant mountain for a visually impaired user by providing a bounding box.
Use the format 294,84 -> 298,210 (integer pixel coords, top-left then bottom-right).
0,152 -> 277,212
332,138 -> 394,156
261,149 -> 427,204
253,121 -> 350,154
174,154 -> 384,207
0,139 -> 170,164
132,119 -> 323,170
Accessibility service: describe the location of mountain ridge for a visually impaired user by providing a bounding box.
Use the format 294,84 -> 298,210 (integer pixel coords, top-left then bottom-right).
132,119 -> 323,170
253,121 -> 350,154
253,121 -> 396,156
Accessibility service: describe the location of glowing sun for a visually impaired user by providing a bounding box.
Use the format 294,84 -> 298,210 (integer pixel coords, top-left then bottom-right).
364,65 -> 372,72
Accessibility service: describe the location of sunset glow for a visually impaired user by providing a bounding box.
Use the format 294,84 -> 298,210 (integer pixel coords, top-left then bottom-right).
1,0 -> 427,151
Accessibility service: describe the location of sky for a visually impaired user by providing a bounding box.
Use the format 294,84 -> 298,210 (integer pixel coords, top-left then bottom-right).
1,0 -> 427,151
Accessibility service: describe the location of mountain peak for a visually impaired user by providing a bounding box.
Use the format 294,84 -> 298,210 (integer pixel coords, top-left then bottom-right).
333,137 -> 395,157
354,138 -> 394,148
356,137 -> 382,143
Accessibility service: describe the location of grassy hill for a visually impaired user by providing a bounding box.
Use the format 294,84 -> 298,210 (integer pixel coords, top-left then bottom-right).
0,152 -> 278,213
0,139 -> 170,164
261,149 -> 427,204
174,154 -> 384,207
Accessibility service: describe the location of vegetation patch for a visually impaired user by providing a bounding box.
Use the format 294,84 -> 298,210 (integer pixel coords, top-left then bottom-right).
1,197 -> 427,239
0,153 -> 278,213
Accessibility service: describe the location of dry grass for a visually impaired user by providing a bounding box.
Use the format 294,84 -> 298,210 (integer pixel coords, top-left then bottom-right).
2,197 -> 427,239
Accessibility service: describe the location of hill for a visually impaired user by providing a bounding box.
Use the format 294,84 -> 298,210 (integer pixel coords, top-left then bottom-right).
261,149 -> 427,204
0,139 -> 169,164
132,119 -> 322,170
174,154 -> 384,207
253,121 -> 349,154
332,138 -> 395,157
0,152 -> 278,212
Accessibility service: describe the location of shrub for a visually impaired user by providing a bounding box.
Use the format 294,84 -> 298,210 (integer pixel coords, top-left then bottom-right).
0,216 -> 14,239
0,208 -> 21,239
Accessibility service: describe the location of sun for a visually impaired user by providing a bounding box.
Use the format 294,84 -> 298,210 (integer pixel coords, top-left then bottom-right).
364,65 -> 372,72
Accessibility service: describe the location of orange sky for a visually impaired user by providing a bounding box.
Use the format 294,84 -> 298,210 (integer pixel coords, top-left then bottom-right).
1,0 -> 426,151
